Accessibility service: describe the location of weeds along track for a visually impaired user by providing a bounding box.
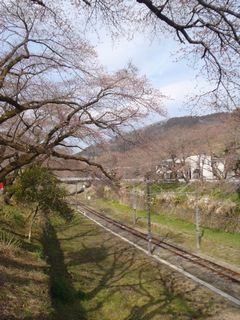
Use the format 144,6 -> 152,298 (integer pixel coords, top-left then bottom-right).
75,201 -> 240,285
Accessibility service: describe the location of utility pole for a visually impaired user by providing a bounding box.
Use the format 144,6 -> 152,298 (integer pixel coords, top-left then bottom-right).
145,172 -> 152,254
132,190 -> 137,225
195,189 -> 201,249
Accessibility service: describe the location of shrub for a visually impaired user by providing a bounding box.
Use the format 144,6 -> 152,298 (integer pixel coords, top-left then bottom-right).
10,166 -> 73,241
173,193 -> 187,205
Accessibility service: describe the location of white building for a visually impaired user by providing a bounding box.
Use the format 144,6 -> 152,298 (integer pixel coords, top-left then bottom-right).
185,155 -> 216,180
156,154 -> 229,181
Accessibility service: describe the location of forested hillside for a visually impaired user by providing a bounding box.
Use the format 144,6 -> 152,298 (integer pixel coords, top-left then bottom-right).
80,112 -> 239,178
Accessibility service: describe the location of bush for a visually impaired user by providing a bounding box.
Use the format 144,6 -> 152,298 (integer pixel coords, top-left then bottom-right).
9,166 -> 73,241
173,193 -> 187,205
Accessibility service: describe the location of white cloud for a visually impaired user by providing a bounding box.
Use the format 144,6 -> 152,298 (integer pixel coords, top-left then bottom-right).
95,34 -> 184,84
89,31 -> 208,118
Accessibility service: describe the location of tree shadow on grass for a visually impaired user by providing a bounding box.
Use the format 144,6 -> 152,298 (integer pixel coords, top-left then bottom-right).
0,253 -> 52,320
41,217 -> 87,320
0,314 -> 51,320
0,254 -> 44,272
64,222 -> 224,320
39,216 -> 229,320
58,229 -> 99,241
122,271 -> 207,320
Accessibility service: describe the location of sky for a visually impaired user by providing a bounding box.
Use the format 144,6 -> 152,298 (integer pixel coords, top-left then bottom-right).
90,32 -> 209,123
62,1 -> 211,124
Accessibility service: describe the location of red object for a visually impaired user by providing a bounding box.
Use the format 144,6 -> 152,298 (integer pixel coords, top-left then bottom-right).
0,182 -> 4,190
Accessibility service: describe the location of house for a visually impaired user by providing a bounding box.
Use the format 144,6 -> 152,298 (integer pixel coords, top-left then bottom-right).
185,155 -> 215,180
156,154 -> 233,182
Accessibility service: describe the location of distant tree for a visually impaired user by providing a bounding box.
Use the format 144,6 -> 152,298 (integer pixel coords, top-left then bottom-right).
11,166 -> 72,242
152,126 -> 200,181
211,139 -> 240,181
200,116 -> 240,180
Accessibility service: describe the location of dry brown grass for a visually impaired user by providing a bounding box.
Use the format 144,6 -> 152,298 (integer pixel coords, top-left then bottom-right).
0,196 -> 52,320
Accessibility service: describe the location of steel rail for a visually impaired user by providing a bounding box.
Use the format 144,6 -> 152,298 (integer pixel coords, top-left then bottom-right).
75,201 -> 240,284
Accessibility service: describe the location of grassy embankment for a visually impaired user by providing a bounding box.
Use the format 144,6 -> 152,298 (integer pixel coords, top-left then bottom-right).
127,181 -> 240,201
0,194 -> 87,320
89,197 -> 240,267
1,193 -> 239,319
0,195 -> 52,319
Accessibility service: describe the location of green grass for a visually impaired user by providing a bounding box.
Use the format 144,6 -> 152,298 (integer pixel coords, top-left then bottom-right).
0,195 -> 238,319
124,181 -> 240,205
91,198 -> 240,267
52,214 -> 235,320
0,196 -> 52,319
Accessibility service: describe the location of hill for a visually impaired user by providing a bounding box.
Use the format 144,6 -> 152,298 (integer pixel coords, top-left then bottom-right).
80,112 -> 234,177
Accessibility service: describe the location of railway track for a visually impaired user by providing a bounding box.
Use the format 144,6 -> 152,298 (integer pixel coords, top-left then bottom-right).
76,201 -> 240,285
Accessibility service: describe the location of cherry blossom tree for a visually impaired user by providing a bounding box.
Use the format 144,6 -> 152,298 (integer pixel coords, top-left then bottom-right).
0,0 -> 164,182
62,0 -> 240,110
